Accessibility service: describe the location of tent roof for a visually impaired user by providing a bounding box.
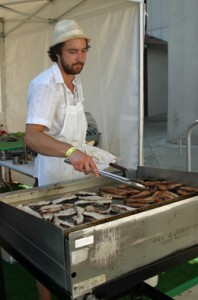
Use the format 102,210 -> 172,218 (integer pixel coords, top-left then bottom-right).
0,0 -> 143,37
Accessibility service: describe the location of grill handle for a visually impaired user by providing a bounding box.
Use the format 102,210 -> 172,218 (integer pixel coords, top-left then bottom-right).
109,162 -> 127,172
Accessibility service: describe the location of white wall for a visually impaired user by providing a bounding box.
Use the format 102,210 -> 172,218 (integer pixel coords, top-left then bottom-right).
147,0 -> 198,144
167,0 -> 198,144
146,0 -> 168,117
147,48 -> 168,116
146,0 -> 169,42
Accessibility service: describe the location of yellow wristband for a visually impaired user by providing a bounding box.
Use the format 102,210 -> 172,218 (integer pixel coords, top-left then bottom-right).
65,146 -> 76,158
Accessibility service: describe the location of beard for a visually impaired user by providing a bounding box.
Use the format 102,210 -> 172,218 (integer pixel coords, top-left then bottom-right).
60,57 -> 84,75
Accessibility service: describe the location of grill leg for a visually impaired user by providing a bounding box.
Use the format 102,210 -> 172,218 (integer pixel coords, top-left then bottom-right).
141,282 -> 173,300
0,249 -> 7,300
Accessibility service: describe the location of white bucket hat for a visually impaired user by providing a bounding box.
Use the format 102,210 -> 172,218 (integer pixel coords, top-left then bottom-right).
51,19 -> 90,46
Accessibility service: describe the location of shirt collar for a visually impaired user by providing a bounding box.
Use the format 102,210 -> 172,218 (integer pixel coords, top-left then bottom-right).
51,62 -> 78,86
52,62 -> 64,83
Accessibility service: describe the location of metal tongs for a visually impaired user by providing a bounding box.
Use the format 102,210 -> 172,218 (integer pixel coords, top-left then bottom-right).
64,158 -> 146,191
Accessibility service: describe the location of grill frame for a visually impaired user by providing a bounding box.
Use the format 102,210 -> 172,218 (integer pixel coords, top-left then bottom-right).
0,166 -> 198,299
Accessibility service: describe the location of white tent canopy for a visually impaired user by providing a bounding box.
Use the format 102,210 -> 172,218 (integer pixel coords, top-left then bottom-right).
0,0 -> 144,169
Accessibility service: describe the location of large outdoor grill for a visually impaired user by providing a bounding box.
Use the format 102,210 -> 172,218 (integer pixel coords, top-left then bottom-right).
0,166 -> 198,300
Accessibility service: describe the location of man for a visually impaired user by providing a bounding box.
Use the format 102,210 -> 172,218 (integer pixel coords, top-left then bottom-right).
25,19 -> 99,300
25,19 -> 99,185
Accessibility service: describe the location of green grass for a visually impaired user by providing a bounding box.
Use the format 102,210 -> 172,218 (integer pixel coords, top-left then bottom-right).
157,260 -> 198,293
2,260 -> 58,300
142,258 -> 198,300
2,258 -> 198,300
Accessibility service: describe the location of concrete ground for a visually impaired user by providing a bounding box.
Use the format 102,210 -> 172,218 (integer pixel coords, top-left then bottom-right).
144,114 -> 198,172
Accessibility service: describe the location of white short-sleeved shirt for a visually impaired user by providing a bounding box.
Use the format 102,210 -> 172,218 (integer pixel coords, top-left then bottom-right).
26,62 -> 83,136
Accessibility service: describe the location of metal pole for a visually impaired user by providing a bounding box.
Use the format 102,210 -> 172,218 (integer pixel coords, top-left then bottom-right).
186,120 -> 198,172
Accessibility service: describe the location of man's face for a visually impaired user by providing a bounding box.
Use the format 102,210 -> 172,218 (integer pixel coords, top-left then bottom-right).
58,38 -> 88,75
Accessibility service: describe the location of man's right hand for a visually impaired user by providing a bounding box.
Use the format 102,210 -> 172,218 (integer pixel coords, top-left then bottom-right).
68,149 -> 99,177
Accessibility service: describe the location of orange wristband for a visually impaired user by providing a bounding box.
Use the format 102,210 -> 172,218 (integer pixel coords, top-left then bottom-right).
65,146 -> 76,158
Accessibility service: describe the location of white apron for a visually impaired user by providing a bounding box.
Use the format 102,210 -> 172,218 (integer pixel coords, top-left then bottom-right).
34,83 -> 87,186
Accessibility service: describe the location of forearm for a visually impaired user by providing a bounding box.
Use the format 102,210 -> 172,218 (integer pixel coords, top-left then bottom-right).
25,132 -> 72,157
25,125 -> 71,157
25,124 -> 99,177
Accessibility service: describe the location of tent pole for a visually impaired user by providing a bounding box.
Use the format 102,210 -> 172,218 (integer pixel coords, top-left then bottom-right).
0,18 -> 4,115
138,2 -> 145,166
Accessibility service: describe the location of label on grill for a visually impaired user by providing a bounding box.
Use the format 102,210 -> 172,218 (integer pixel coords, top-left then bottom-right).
73,274 -> 106,298
75,235 -> 94,248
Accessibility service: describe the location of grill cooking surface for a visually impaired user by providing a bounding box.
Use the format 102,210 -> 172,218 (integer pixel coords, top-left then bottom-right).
17,178 -> 198,230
